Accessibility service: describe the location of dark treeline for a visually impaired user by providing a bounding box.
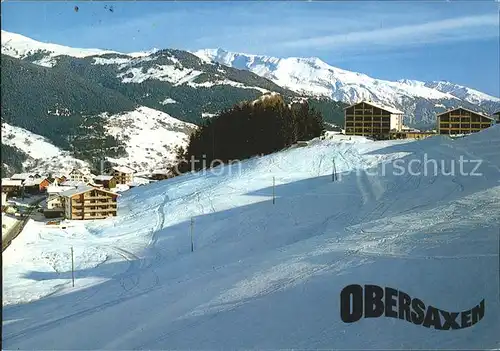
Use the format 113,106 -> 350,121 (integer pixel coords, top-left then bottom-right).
171,94 -> 324,175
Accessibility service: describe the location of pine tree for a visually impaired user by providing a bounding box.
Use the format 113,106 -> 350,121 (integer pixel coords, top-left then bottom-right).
171,94 -> 325,176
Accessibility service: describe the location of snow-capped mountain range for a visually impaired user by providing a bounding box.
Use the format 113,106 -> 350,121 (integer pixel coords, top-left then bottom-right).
1,30 -> 287,176
1,30 -> 499,177
1,30 -> 157,62
193,48 -> 500,123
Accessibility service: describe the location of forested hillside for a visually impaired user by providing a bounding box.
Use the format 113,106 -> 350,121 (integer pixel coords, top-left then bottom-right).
1,54 -> 132,156
1,34 -> 346,174
172,94 -> 324,174
1,143 -> 29,177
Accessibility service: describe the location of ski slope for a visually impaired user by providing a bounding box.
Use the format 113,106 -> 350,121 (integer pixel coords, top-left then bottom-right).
2,128 -> 500,349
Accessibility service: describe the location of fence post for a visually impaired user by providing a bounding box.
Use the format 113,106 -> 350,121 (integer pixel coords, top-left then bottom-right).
332,158 -> 336,182
71,246 -> 75,287
335,158 -> 338,181
190,217 -> 194,252
272,177 -> 275,204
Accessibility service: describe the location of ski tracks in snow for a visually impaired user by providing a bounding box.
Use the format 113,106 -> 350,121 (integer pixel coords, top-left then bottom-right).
70,193 -> 171,309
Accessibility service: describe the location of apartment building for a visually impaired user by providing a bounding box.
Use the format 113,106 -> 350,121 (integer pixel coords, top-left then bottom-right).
344,101 -> 404,139
110,166 -> 134,185
68,168 -> 95,183
437,107 -> 495,135
93,175 -> 117,189
61,186 -> 119,220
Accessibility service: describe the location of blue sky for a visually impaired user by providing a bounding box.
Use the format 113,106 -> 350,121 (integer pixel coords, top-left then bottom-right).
2,1 -> 499,96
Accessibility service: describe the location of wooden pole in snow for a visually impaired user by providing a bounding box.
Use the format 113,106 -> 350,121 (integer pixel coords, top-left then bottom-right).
272,176 -> 275,204
190,217 -> 194,252
332,158 -> 336,182
71,246 -> 75,287
334,158 -> 338,181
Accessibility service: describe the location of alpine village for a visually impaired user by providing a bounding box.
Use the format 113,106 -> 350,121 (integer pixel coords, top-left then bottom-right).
3,102 -> 499,227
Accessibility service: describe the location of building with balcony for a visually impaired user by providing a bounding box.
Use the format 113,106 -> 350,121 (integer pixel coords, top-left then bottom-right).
68,168 -> 95,183
93,175 -> 117,190
61,186 -> 119,220
344,101 -> 404,139
109,166 -> 135,185
437,107 -> 495,135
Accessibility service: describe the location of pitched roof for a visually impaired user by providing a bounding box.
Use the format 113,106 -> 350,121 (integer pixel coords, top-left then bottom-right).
112,166 -> 135,174
46,185 -> 76,193
60,180 -> 89,187
343,100 -> 404,115
11,173 -> 36,180
47,193 -> 63,202
60,186 -> 96,197
69,168 -> 91,175
2,178 -> 23,186
60,185 -> 120,198
23,177 -> 48,186
94,175 -> 114,181
436,106 -> 494,119
133,176 -> 151,185
151,169 -> 169,175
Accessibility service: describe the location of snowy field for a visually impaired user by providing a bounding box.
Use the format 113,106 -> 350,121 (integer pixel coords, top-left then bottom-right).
2,127 -> 500,349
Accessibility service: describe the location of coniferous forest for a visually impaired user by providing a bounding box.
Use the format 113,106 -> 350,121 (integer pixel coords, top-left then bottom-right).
171,94 -> 325,175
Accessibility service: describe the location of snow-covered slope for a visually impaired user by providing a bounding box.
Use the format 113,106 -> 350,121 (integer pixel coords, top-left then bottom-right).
193,48 -> 500,123
103,106 -> 197,170
1,108 -> 196,175
1,122 -> 91,174
3,126 -> 499,349
0,30 -> 152,67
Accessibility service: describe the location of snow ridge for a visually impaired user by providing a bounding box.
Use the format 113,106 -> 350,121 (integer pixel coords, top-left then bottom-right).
1,30 -> 155,67
193,48 -> 500,107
